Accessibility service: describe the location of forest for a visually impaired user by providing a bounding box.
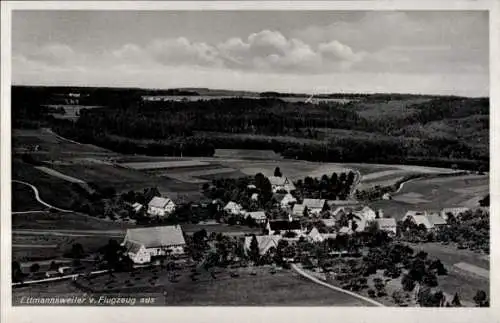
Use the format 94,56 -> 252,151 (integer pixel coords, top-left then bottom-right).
12,86 -> 489,170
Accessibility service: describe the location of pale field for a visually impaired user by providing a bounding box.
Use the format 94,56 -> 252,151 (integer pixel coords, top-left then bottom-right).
121,160 -> 211,170
454,262 -> 489,279
391,192 -> 431,204
34,166 -> 86,184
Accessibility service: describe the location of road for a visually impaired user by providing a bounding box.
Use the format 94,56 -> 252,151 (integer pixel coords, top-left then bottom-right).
291,264 -> 384,307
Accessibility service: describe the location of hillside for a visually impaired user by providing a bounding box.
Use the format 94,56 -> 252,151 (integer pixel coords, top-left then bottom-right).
12,86 -> 489,171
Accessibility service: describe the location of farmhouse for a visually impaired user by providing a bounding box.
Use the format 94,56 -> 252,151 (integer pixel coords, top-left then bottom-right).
224,201 -> 243,215
302,198 -> 326,215
122,225 -> 186,264
375,218 -> 397,236
147,196 -> 176,217
307,227 -> 336,243
268,176 -> 296,193
251,193 -> 259,201
427,214 -> 447,228
441,207 -> 470,220
245,211 -> 267,224
244,235 -> 281,256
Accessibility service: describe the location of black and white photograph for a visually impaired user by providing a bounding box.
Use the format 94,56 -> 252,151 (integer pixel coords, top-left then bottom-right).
1,1 -> 497,316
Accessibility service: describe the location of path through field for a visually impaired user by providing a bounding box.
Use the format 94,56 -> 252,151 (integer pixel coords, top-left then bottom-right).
11,180 -> 73,213
291,264 -> 384,307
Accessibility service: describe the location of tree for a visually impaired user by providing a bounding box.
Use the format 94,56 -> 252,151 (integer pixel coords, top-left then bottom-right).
49,261 -> 59,270
69,243 -> 85,259
473,290 -> 489,307
274,167 -> 282,177
249,235 -> 260,263
451,292 -> 462,307
30,263 -> 40,273
401,274 -> 416,292
12,261 -> 24,283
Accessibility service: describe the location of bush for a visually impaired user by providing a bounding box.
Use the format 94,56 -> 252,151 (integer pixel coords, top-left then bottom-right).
367,289 -> 376,298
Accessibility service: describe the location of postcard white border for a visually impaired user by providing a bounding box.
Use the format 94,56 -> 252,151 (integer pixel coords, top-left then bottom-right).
2,1 -> 499,323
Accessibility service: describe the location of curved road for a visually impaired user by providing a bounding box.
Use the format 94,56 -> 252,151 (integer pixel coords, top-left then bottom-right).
292,264 -> 384,307
12,180 -> 73,213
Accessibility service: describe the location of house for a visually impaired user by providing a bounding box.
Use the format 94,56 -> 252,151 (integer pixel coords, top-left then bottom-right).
268,176 -> 296,193
223,201 -> 243,215
402,210 -> 428,222
403,214 -> 434,230
147,196 -> 176,217
427,214 -> 447,228
247,184 -> 257,190
375,218 -> 397,236
382,193 -> 392,200
338,226 -> 354,235
251,193 -> 259,201
302,198 -> 326,215
292,203 -> 307,217
440,207 -> 470,220
245,211 -> 267,224
266,217 -> 303,236
122,225 -> 186,264
244,235 -> 282,256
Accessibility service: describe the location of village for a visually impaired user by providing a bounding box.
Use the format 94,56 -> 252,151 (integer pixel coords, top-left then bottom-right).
12,167 -> 490,307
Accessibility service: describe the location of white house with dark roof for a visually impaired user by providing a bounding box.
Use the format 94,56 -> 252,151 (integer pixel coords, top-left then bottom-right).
268,176 -> 296,193
122,225 -> 186,264
245,211 -> 267,224
302,198 -> 326,215
147,196 -> 176,217
375,218 -> 397,236
244,235 -> 282,256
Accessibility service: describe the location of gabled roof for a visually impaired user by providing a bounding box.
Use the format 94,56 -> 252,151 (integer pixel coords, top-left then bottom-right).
303,198 -> 326,209
246,211 -> 267,221
124,240 -> 143,254
427,214 -> 447,226
292,204 -> 306,216
148,196 -> 174,208
269,220 -> 302,231
405,210 -> 427,218
244,235 -> 281,255
375,218 -> 397,227
410,215 -> 433,229
268,176 -> 287,186
124,225 -> 186,248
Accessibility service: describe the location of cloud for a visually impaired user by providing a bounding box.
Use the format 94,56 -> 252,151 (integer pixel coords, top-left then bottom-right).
24,43 -> 79,66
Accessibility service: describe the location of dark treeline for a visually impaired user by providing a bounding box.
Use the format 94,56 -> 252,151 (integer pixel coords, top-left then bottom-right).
12,86 -> 489,170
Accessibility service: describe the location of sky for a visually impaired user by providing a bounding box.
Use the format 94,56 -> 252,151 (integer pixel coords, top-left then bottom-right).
12,11 -> 489,96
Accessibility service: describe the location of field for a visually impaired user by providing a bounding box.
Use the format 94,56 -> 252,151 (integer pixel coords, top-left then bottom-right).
12,234 -> 111,262
12,211 -> 126,231
214,149 -> 282,160
350,98 -> 431,120
390,175 -> 489,209
44,105 -> 103,121
12,266 -> 372,306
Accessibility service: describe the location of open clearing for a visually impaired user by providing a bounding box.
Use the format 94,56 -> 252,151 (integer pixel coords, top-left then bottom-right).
35,166 -> 86,184
391,192 -> 431,204
121,160 -> 211,170
214,149 -> 282,160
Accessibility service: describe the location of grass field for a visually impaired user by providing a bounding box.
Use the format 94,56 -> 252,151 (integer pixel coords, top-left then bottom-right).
12,234 -> 111,262
12,211 -> 126,231
391,175 -> 489,209
214,149 -> 282,160
12,266 -> 371,306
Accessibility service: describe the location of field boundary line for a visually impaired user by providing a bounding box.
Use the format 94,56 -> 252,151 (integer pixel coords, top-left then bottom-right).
291,264 -> 385,307
12,270 -> 109,287
12,180 -> 73,213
